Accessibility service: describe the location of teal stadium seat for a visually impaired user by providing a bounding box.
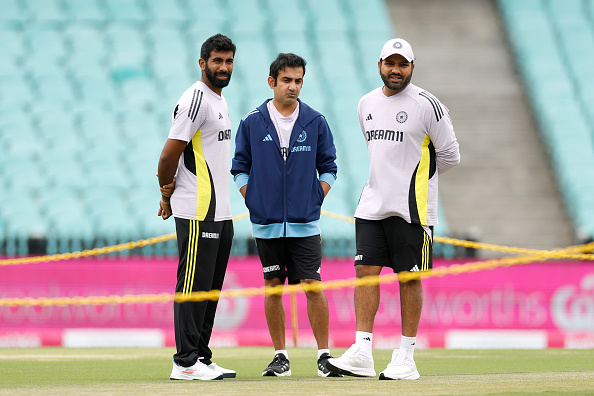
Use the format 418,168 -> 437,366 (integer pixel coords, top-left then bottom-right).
119,107 -> 164,141
0,151 -> 39,192
0,218 -> 5,247
76,74 -> 120,109
346,0 -> 393,36
77,110 -> 121,149
184,1 -> 228,33
265,0 -> 310,35
105,25 -> 148,71
345,0 -> 393,91
5,162 -> 48,191
119,77 -> 161,109
0,0 -> 29,27
65,25 -> 109,73
103,0 -> 147,25
26,0 -> 67,26
127,187 -> 168,257
273,31 -> 315,63
0,75 -> 35,109
231,38 -> 274,99
144,0 -> 188,27
2,128 -> 44,158
0,30 -> 25,67
228,0 -> 269,39
229,194 -> 251,256
36,111 -> 79,148
61,0 -> 107,25
40,188 -> 93,253
309,0 -> 350,38
126,156 -> 160,190
0,143 -> 37,173
84,189 -> 131,226
146,25 -> 186,56
581,82 -> 594,124
39,153 -> 84,190
4,206 -> 46,256
297,70 -> 327,115
24,26 -> 67,66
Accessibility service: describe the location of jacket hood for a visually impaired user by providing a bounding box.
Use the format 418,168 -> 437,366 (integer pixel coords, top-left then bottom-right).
256,99 -> 323,129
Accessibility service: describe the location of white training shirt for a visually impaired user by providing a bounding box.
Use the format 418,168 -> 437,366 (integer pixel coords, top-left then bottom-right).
354,83 -> 460,226
268,100 -> 299,161
168,81 -> 232,221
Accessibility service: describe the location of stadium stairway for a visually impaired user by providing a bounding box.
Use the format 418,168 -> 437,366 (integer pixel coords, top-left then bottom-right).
385,0 -> 575,255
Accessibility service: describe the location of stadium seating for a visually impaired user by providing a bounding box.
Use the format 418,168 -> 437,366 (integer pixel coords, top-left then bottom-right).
498,0 -> 594,239
0,0 -> 457,257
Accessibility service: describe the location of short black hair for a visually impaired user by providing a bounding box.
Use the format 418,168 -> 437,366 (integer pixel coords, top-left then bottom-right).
200,34 -> 236,61
269,53 -> 306,84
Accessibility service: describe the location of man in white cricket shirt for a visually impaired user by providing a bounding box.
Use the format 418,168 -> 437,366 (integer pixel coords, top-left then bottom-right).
158,33 -> 237,381
326,38 -> 460,380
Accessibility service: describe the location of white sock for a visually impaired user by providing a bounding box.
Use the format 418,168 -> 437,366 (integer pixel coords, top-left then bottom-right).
355,331 -> 373,357
317,349 -> 330,359
400,335 -> 416,361
275,349 -> 288,359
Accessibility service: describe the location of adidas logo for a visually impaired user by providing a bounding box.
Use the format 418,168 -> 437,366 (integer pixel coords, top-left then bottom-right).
263,134 -> 273,142
366,113 -> 372,121
219,112 -> 223,119
411,265 -> 419,272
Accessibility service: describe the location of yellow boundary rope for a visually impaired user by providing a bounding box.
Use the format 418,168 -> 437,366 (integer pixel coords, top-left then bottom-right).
0,211 -> 592,307
1,242 -> 592,308
0,213 -> 248,266
1,211 -> 592,265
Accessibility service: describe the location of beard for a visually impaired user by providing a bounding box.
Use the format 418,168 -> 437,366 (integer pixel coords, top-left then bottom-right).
205,66 -> 231,88
381,70 -> 412,92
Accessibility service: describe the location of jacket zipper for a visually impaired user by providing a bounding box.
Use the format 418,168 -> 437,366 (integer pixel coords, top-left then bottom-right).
282,153 -> 287,237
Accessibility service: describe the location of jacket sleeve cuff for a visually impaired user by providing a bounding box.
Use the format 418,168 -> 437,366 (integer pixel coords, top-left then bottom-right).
234,173 -> 249,190
319,172 -> 336,188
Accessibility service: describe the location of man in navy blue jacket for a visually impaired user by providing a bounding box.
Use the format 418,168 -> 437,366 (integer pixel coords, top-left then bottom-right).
231,53 -> 338,378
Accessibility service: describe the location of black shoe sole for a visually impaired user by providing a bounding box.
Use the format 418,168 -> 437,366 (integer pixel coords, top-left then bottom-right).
319,371 -> 342,377
262,370 -> 290,377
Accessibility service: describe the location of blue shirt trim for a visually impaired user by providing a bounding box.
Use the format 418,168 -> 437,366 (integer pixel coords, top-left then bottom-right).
234,173 -> 249,190
319,172 -> 336,188
252,220 -> 321,239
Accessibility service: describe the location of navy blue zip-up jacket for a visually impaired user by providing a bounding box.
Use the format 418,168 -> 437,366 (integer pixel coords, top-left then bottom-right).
231,99 -> 337,238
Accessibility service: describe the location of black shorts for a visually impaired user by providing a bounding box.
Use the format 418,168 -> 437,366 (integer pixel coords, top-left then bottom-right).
255,235 -> 322,284
355,216 -> 433,273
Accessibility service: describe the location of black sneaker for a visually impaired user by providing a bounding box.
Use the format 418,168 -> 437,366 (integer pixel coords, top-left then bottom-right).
262,354 -> 291,377
318,352 -> 342,377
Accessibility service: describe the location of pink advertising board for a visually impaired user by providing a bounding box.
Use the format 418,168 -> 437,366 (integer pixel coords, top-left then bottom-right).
1,257 -> 593,348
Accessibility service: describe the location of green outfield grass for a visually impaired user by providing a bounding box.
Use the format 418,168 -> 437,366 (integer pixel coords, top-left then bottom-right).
1,347 -> 593,395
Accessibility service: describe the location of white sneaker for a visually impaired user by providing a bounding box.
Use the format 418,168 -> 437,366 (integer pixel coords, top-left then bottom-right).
379,349 -> 420,380
207,362 -> 236,379
170,360 -> 224,380
324,344 -> 376,377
